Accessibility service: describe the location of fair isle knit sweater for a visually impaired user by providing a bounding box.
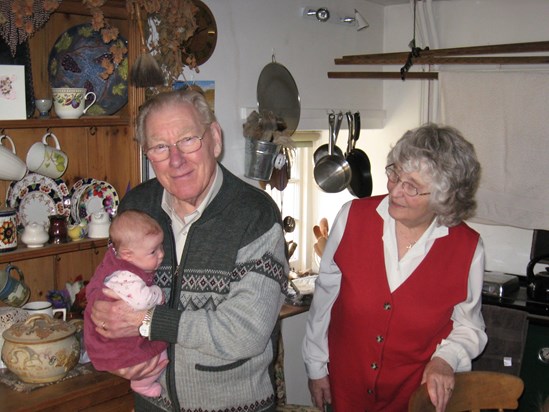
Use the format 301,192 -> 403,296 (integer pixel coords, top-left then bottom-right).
117,164 -> 289,412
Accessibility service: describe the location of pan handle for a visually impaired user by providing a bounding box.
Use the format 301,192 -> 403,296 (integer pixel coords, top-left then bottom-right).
353,112 -> 361,148
328,112 -> 335,156
345,111 -> 354,155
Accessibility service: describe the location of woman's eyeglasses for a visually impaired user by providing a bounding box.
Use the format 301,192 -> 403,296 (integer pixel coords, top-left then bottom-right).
145,128 -> 208,162
385,164 -> 431,197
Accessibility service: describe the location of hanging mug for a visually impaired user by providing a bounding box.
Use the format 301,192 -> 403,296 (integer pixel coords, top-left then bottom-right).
26,132 -> 69,179
0,134 -> 27,181
0,264 -> 31,307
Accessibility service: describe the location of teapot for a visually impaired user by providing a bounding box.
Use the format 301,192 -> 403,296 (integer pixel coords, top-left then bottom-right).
0,264 -> 31,307
526,253 -> 549,302
88,210 -> 110,239
21,222 -> 49,248
68,221 -> 88,242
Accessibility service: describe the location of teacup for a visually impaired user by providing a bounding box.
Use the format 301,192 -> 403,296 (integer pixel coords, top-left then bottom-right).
0,134 -> 27,181
26,132 -> 68,179
52,87 -> 97,119
22,301 -> 67,321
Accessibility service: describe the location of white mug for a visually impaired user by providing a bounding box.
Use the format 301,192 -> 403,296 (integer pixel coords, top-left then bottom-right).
22,301 -> 67,321
0,134 -> 27,181
26,132 -> 68,179
52,87 -> 97,119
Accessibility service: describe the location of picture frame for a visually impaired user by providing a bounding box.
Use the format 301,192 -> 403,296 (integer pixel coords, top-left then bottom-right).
0,39 -> 35,119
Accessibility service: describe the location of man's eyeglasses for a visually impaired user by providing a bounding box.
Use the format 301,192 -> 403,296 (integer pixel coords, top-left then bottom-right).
145,128 -> 208,162
385,164 -> 431,197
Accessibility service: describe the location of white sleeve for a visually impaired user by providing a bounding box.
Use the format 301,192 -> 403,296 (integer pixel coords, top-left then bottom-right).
302,202 -> 351,380
104,270 -> 164,311
432,238 -> 488,371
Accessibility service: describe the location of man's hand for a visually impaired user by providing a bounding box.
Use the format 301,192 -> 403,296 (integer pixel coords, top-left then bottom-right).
91,288 -> 146,339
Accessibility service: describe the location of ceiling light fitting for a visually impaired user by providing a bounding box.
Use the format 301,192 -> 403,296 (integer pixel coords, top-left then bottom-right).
302,7 -> 369,31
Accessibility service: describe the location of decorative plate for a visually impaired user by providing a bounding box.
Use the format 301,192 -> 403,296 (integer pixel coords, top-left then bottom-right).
17,191 -> 57,227
69,178 -> 96,224
6,174 -> 70,228
76,180 -> 119,223
48,24 -> 128,116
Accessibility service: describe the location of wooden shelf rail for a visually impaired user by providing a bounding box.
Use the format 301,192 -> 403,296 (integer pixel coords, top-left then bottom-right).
330,40 -> 549,80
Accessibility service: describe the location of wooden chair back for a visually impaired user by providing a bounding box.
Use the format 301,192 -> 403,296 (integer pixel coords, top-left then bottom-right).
408,371 -> 524,412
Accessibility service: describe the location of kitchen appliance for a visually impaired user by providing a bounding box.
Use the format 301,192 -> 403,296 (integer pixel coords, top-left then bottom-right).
526,229 -> 549,302
482,271 -> 520,297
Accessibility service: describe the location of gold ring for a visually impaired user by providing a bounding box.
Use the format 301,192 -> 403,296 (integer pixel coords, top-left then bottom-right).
101,321 -> 107,331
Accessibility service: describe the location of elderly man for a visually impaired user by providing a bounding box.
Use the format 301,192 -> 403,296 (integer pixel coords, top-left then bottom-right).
90,89 -> 288,412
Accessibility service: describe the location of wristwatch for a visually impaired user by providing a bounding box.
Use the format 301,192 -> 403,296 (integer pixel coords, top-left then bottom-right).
139,307 -> 155,339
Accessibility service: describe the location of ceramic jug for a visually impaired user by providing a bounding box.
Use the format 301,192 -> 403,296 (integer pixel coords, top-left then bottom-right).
21,222 -> 49,248
0,265 -> 31,307
88,210 -> 110,239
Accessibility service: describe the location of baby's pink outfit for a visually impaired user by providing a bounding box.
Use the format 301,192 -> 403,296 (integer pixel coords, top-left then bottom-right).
84,246 -> 168,397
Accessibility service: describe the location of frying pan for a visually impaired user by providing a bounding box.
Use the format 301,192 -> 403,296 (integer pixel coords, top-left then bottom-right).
314,114 -> 351,193
345,111 -> 373,198
313,112 -> 344,164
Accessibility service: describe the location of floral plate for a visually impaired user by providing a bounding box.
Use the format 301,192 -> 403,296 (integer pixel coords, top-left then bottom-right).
75,180 -> 119,223
69,178 -> 97,224
6,173 -> 70,228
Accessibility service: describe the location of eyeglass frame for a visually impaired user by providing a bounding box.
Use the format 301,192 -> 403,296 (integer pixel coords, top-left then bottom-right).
144,127 -> 209,162
385,163 -> 431,197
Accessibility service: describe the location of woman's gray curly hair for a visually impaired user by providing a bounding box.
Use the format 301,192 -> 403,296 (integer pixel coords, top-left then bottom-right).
135,88 -> 216,148
387,123 -> 481,227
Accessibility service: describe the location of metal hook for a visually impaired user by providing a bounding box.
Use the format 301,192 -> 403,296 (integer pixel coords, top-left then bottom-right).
89,126 -> 97,135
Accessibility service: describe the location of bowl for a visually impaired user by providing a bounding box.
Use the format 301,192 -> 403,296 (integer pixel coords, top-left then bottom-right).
2,314 -> 80,383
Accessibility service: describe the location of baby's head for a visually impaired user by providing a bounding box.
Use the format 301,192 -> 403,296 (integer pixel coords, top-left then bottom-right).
109,210 -> 164,272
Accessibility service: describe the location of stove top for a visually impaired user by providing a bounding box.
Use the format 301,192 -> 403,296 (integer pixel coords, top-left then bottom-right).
482,283 -> 549,318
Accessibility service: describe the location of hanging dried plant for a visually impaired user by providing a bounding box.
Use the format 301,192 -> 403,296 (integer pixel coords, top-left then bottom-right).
127,0 -> 199,88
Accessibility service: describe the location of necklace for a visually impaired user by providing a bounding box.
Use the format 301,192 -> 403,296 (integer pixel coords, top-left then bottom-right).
406,241 -> 417,250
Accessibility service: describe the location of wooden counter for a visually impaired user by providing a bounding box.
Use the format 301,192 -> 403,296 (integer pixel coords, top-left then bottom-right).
0,304 -> 309,411
0,367 -> 133,412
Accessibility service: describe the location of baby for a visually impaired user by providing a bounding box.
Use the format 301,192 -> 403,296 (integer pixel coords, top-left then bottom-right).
84,209 -> 168,397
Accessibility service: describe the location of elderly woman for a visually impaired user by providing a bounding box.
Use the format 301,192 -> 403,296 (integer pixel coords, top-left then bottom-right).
302,123 -> 487,412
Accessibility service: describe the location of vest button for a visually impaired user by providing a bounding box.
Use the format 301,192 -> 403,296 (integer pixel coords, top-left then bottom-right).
376,335 -> 384,343
367,389 -> 374,395
371,362 -> 378,370
383,302 -> 392,310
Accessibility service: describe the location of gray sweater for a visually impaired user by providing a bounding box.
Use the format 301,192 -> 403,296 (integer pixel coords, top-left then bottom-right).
118,164 -> 288,412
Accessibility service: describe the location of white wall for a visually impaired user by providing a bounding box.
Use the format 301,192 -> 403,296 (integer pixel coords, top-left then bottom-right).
184,0 -> 549,405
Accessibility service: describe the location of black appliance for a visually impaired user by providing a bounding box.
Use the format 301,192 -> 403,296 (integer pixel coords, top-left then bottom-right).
527,229 -> 549,302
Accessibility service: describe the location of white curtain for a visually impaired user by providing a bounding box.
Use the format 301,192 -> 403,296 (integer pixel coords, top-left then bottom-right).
439,71 -> 549,230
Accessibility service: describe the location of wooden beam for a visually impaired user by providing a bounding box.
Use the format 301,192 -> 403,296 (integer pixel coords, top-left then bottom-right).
328,72 -> 439,80
338,40 -> 549,63
335,55 -> 549,65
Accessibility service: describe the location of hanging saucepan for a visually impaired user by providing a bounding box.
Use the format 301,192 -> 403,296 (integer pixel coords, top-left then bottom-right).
345,111 -> 373,198
314,115 -> 351,193
313,111 -> 344,164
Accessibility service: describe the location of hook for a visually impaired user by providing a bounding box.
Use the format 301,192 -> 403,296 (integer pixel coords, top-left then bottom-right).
89,126 -> 97,135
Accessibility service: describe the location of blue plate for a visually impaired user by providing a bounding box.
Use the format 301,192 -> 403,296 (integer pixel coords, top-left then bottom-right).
48,24 -> 128,116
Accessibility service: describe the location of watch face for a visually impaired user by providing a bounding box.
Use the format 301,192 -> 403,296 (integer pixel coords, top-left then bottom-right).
181,0 -> 217,67
139,323 -> 150,337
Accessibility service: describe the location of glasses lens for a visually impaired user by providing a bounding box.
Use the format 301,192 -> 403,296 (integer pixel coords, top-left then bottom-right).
146,146 -> 168,162
176,136 -> 203,154
385,166 -> 398,183
401,182 -> 418,197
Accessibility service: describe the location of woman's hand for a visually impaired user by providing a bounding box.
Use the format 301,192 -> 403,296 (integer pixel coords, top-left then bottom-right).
421,357 -> 455,412
308,376 -> 332,410
90,288 -> 145,339
110,353 -> 169,381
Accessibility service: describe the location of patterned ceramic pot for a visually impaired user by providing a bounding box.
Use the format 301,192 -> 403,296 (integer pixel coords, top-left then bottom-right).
0,307 -> 28,368
0,208 -> 17,252
2,314 -> 80,383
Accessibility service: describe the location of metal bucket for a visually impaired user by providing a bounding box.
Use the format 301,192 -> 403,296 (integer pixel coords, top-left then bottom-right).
244,137 -> 281,181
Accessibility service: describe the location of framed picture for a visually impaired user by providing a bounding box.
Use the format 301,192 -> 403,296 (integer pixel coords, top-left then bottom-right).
173,80 -> 215,112
0,39 -> 35,119
0,65 -> 26,120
